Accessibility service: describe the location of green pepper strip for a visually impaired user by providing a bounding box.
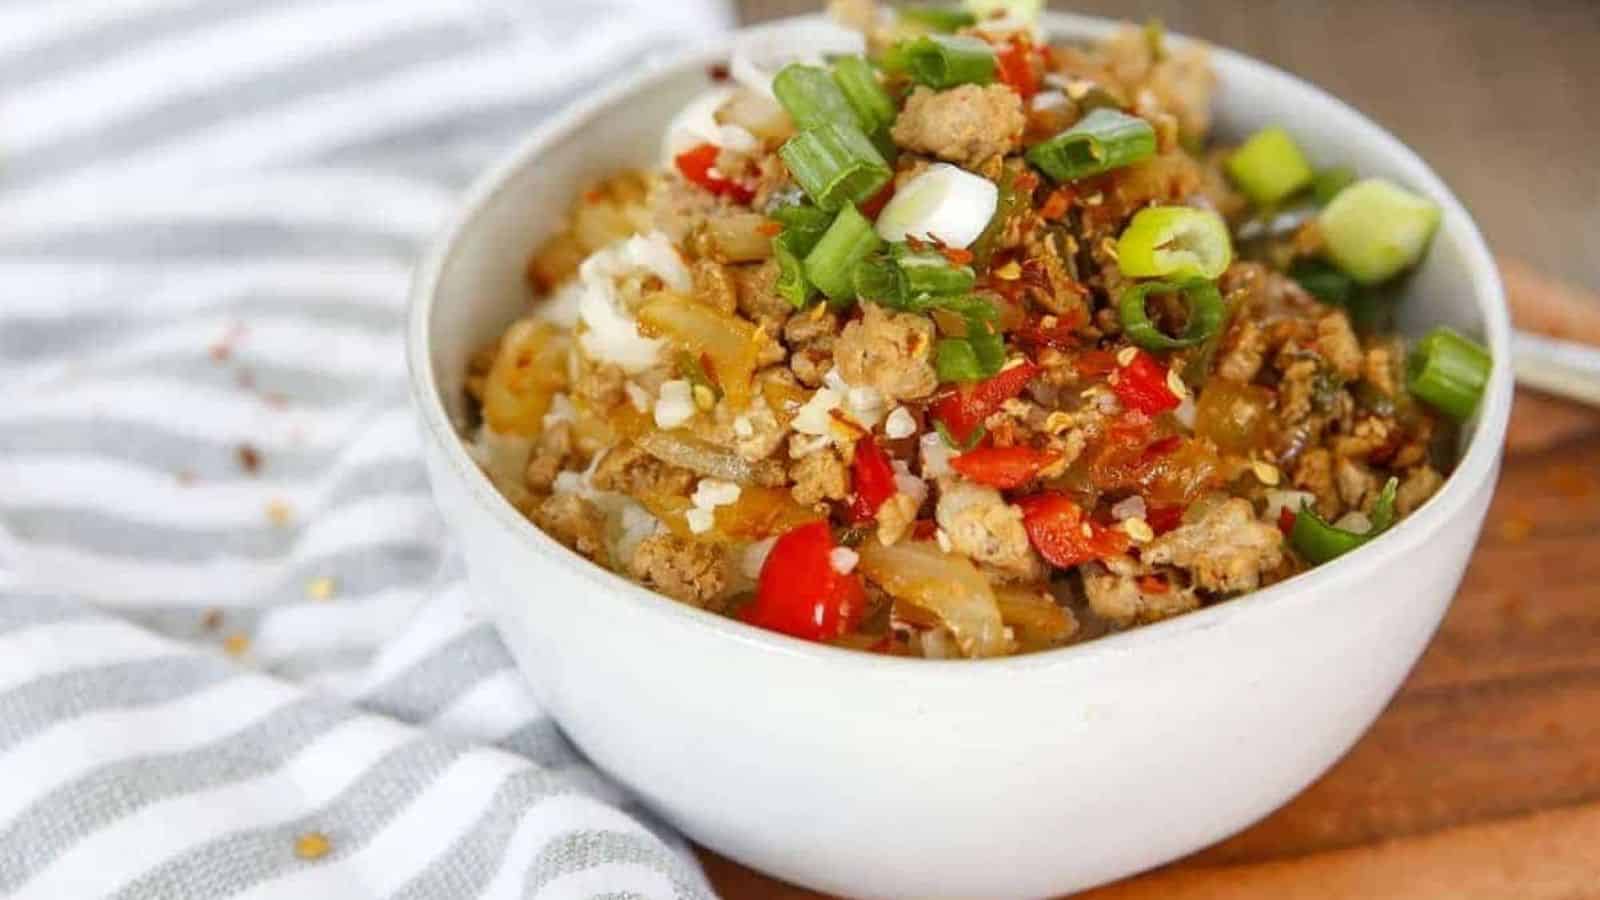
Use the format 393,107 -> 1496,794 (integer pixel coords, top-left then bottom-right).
1290,477 -> 1398,565
1117,278 -> 1226,350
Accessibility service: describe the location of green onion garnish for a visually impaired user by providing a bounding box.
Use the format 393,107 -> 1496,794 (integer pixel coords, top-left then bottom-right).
773,64 -> 858,131
1406,326 -> 1491,421
892,243 -> 976,295
1224,126 -> 1314,208
1025,108 -> 1156,183
1317,178 -> 1441,285
1115,205 -> 1233,280
803,203 -> 883,302
888,34 -> 996,89
968,320 -> 1005,373
899,5 -> 976,33
780,122 -> 893,213
771,203 -> 835,308
935,337 -> 985,382
831,56 -> 898,137
1117,278 -> 1225,350
1291,477 -> 1399,565
852,256 -> 909,304
1289,258 -> 1356,306
1310,166 -> 1356,206
934,419 -> 986,451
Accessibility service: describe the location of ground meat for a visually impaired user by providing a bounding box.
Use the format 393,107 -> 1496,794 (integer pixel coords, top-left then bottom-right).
834,302 -> 938,402
628,532 -> 728,607
732,260 -> 792,329
783,308 -> 839,387
523,422 -> 573,493
1142,498 -> 1284,594
650,173 -> 724,242
1314,311 -> 1363,380
1395,465 -> 1444,517
1335,456 -> 1378,512
1293,448 -> 1340,518
1081,557 -> 1200,627
1330,415 -> 1394,460
732,403 -> 786,462
890,84 -> 1025,169
876,492 -> 920,546
1363,344 -> 1399,397
532,494 -> 609,565
572,356 -> 628,413
790,448 -> 849,507
591,444 -> 697,497
934,478 -> 1037,577
691,259 -> 739,316
1216,318 -> 1266,383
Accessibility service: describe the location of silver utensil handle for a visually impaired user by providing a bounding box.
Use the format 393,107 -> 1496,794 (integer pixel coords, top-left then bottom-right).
1511,330 -> 1600,407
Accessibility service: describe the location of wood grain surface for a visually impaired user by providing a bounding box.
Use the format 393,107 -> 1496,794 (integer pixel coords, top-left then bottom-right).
696,261 -> 1600,897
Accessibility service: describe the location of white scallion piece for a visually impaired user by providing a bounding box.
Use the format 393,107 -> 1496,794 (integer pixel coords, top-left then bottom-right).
875,163 -> 999,249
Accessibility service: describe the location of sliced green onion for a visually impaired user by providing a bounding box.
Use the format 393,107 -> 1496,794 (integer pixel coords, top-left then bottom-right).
891,244 -> 976,295
1117,278 -> 1225,350
935,338 -> 985,382
1291,477 -> 1398,565
831,56 -> 898,135
803,204 -> 882,302
1025,108 -> 1156,183
771,203 -> 834,245
771,204 -> 835,309
1115,206 -> 1233,280
1310,166 -> 1356,206
1290,258 -> 1356,306
1317,178 -> 1441,285
967,321 -> 1005,373
780,122 -> 894,212
852,255 -> 908,305
1224,126 -> 1314,208
899,5 -> 976,32
888,34 -> 995,89
772,64 -> 857,131
1406,326 -> 1491,421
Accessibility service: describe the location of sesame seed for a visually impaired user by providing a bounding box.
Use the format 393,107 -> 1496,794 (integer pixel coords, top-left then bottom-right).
995,261 -> 1022,280
306,576 -> 337,601
265,499 -> 292,527
294,832 -> 332,861
1115,346 -> 1139,367
1121,517 -> 1155,543
1165,368 -> 1189,398
692,384 -> 717,410
222,633 -> 250,658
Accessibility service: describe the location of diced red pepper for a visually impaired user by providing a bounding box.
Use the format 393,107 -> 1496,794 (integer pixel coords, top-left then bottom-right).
860,180 -> 896,219
949,445 -> 1059,489
744,521 -> 865,642
1111,349 -> 1181,414
930,361 -> 1039,445
995,37 -> 1040,101
674,143 -> 754,204
1016,493 -> 1131,568
1074,349 -> 1120,377
849,435 -> 898,521
1147,503 -> 1185,534
1277,506 -> 1298,536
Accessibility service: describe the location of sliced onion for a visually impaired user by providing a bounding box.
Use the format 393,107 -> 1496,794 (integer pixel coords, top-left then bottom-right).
875,163 -> 999,249
858,539 -> 1009,658
729,20 -> 865,101
637,429 -> 758,484
661,86 -> 760,167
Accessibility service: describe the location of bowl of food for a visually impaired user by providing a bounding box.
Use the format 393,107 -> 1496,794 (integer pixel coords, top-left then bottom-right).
408,6 -> 1511,897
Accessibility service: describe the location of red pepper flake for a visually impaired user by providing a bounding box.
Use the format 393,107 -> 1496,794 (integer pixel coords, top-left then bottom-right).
707,62 -> 731,82
237,443 -> 262,475
1137,575 -> 1170,594
940,246 -> 974,266
674,143 -> 754,204
995,36 -> 1040,101
1039,187 -> 1075,221
1147,504 -> 1185,534
757,219 -> 783,237
1277,506 -> 1297,536
583,188 -> 605,204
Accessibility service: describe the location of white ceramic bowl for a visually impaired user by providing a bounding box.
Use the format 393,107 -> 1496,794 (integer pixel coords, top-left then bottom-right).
408,14 -> 1513,899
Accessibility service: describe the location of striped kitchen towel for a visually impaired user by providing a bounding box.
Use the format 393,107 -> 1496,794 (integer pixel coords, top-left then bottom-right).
0,1 -> 731,897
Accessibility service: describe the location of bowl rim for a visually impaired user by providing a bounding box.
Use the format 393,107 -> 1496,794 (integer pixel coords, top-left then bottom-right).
406,11 -> 1514,677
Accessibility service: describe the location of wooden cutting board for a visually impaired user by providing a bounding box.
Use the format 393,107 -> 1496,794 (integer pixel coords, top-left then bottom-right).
698,259 -> 1600,899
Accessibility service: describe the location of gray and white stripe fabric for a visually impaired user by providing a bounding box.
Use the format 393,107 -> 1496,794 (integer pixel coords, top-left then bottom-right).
0,2 -> 729,897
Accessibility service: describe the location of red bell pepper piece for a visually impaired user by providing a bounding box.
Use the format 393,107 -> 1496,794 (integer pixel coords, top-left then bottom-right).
743,521 -> 865,641
849,435 -> 898,522
860,180 -> 896,219
1016,493 -> 1131,568
673,143 -> 754,204
1111,349 -> 1181,415
1147,503 -> 1185,535
929,361 -> 1039,445
995,37 -> 1040,101
949,445 -> 1059,489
